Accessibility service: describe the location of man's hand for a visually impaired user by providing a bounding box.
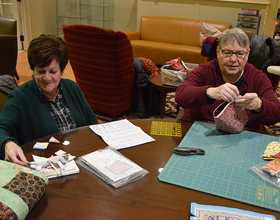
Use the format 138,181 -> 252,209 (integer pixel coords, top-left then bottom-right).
206,83 -> 240,102
5,142 -> 28,166
235,93 -> 262,112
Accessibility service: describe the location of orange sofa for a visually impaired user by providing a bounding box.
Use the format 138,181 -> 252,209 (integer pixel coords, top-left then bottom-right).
124,16 -> 231,65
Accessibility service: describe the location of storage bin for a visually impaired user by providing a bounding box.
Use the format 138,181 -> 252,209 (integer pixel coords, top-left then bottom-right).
161,62 -> 199,87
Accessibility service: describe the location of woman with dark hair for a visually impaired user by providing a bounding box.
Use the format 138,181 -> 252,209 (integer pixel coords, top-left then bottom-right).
0,34 -> 98,165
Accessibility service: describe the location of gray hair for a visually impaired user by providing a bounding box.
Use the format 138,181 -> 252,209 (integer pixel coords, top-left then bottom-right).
218,28 -> 250,50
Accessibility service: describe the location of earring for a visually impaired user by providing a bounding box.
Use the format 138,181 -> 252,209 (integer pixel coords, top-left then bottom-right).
32,73 -> 34,78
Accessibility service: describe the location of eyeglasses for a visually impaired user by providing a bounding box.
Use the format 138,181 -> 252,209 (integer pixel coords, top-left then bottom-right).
221,49 -> 248,59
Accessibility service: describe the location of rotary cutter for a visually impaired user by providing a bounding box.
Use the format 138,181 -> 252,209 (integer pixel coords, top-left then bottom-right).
173,147 -> 205,156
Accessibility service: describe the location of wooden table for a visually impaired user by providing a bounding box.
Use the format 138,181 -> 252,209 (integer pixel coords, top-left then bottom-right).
23,119 -> 279,220
149,74 -> 178,118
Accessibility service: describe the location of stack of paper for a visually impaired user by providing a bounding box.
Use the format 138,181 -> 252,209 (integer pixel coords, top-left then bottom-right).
190,203 -> 276,220
30,151 -> 79,179
77,147 -> 149,188
89,119 -> 155,150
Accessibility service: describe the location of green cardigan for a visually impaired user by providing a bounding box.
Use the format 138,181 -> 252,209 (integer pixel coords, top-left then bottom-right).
0,79 -> 98,159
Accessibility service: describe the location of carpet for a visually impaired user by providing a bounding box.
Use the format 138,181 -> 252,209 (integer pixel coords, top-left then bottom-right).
95,92 -> 178,123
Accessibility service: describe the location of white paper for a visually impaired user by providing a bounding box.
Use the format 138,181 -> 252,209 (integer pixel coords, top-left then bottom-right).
33,142 -> 49,150
82,148 -> 143,182
89,119 -> 155,150
32,155 -> 49,166
31,153 -> 79,179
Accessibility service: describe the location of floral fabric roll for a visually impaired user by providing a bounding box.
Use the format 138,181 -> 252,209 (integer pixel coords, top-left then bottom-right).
213,101 -> 248,134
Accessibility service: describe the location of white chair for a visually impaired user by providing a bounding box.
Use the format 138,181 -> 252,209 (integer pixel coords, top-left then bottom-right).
267,66 -> 280,92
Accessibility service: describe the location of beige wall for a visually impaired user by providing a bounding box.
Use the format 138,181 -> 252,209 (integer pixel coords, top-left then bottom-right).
19,0 -> 279,49
19,0 -> 57,50
114,0 -> 138,31
115,0 -> 279,37
136,0 -> 278,37
20,0 -> 136,49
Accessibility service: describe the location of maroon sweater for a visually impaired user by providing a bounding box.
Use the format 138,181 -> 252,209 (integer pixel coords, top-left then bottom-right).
175,60 -> 280,129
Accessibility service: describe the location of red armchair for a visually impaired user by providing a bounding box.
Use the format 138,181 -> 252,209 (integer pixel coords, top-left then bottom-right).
62,25 -> 136,119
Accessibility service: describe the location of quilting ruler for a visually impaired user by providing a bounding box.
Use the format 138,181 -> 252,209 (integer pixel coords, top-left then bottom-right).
150,121 -> 182,137
158,121 -> 280,212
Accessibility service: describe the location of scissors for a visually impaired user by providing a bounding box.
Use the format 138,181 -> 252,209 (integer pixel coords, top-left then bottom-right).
173,147 -> 205,156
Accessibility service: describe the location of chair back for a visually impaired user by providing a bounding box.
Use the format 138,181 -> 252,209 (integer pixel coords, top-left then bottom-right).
0,92 -> 8,113
0,35 -> 18,77
0,17 -> 18,79
0,17 -> 17,35
62,25 -> 136,117
0,75 -> 18,113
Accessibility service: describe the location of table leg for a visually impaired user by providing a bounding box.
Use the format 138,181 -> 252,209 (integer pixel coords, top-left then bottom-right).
149,83 -> 154,115
160,91 -> 167,118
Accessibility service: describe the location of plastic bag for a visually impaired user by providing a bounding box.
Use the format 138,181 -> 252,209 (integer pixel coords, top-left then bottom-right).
76,146 -> 149,188
251,161 -> 280,188
161,57 -> 198,86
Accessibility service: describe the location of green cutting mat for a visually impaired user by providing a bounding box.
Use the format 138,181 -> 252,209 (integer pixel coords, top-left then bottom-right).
158,121 -> 280,212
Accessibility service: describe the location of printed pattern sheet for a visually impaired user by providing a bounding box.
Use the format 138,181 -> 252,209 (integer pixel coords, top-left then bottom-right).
158,121 -> 280,212
190,202 -> 276,220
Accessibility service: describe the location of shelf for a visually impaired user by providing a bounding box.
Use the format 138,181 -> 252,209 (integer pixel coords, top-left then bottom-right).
57,0 -> 114,37
236,11 -> 261,37
80,4 -> 113,7
208,0 -> 270,4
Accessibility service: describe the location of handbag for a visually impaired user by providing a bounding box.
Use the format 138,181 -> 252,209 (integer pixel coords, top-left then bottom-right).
0,160 -> 48,220
213,101 -> 248,134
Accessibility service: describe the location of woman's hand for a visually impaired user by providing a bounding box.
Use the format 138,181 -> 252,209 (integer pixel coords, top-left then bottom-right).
235,93 -> 262,112
206,83 -> 240,102
5,141 -> 28,166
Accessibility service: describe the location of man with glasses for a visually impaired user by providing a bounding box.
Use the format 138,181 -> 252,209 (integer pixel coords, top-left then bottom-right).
175,28 -> 280,129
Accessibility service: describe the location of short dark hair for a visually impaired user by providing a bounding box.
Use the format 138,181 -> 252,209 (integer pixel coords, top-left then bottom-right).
28,34 -> 69,72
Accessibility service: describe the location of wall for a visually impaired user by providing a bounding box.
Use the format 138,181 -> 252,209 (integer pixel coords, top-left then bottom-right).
18,0 -> 279,49
19,0 -> 136,49
114,0 -> 138,31
136,0 -> 278,37
114,0 -> 279,37
19,0 -> 57,50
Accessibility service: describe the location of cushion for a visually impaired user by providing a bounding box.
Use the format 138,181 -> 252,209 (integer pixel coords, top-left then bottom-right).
199,21 -> 222,46
0,160 -> 48,220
